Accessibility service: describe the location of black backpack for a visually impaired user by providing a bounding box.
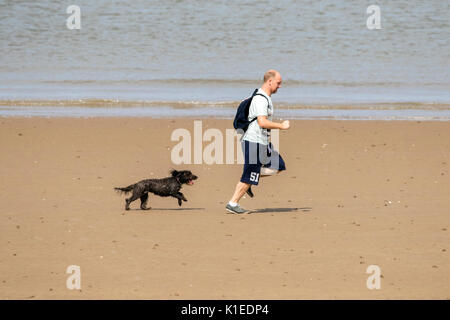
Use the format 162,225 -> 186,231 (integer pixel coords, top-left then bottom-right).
233,89 -> 269,133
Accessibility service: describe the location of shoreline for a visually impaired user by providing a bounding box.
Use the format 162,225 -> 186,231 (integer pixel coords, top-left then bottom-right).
1,99 -> 450,110
1,80 -> 449,106
2,107 -> 450,121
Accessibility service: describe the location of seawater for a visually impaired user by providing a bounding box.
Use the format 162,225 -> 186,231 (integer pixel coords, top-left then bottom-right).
0,0 -> 449,118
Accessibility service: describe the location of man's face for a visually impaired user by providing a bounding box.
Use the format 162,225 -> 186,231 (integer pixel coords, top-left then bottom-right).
270,74 -> 282,94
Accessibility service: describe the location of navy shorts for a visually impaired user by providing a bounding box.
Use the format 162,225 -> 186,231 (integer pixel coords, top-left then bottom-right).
240,140 -> 286,186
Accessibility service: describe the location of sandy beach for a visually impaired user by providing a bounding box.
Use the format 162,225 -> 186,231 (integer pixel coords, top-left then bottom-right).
0,117 -> 449,299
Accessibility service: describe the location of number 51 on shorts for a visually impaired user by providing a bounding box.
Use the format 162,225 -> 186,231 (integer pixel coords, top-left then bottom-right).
250,172 -> 260,182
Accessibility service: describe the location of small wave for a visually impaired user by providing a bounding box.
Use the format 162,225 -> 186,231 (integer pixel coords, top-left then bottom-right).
1,105 -> 450,121
1,99 -> 449,111
0,99 -> 237,108
39,78 -> 450,88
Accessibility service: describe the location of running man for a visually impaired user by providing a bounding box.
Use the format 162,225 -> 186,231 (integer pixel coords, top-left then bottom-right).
226,69 -> 290,214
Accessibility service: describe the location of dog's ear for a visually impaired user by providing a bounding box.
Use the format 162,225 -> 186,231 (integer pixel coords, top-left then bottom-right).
170,169 -> 179,177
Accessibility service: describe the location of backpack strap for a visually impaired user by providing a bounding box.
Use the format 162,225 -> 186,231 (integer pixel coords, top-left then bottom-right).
248,91 -> 270,124
254,93 -> 270,107
249,117 -> 258,124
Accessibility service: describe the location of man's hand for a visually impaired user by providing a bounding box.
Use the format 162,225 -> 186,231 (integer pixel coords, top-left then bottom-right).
281,120 -> 290,130
257,116 -> 291,130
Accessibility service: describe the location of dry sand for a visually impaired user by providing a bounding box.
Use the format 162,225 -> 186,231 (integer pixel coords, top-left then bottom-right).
0,117 -> 449,299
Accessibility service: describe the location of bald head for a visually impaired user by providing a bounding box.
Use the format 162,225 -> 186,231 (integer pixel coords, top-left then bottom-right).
263,69 -> 280,83
262,69 -> 282,96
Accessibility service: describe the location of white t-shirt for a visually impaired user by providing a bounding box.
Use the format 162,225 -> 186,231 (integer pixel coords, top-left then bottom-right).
242,88 -> 273,145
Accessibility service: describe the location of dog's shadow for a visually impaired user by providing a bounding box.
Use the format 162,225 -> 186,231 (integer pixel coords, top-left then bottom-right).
127,208 -> 205,211
246,207 -> 312,214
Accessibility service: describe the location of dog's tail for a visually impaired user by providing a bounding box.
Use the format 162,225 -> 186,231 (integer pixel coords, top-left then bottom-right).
114,185 -> 134,195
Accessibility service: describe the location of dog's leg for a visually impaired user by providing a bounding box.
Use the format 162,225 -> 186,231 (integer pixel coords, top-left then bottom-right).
172,193 -> 183,206
178,192 -> 188,202
140,193 -> 151,210
125,192 -> 141,210
174,192 -> 187,206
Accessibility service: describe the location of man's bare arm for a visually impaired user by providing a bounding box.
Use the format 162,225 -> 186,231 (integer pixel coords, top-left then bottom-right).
257,116 -> 290,130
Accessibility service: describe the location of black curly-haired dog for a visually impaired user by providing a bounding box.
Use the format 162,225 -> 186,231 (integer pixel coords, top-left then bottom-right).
114,170 -> 198,210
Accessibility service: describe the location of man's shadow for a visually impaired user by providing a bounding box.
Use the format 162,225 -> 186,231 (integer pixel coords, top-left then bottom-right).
247,207 -> 312,214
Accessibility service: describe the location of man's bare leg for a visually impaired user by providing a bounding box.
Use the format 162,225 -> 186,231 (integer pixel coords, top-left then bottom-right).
228,170 -> 280,208
229,181 -> 251,204
260,168 -> 279,176
246,168 -> 280,197
226,181 -> 251,214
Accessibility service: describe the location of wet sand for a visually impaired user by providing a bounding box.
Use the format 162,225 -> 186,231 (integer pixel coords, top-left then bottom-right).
0,117 -> 449,299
